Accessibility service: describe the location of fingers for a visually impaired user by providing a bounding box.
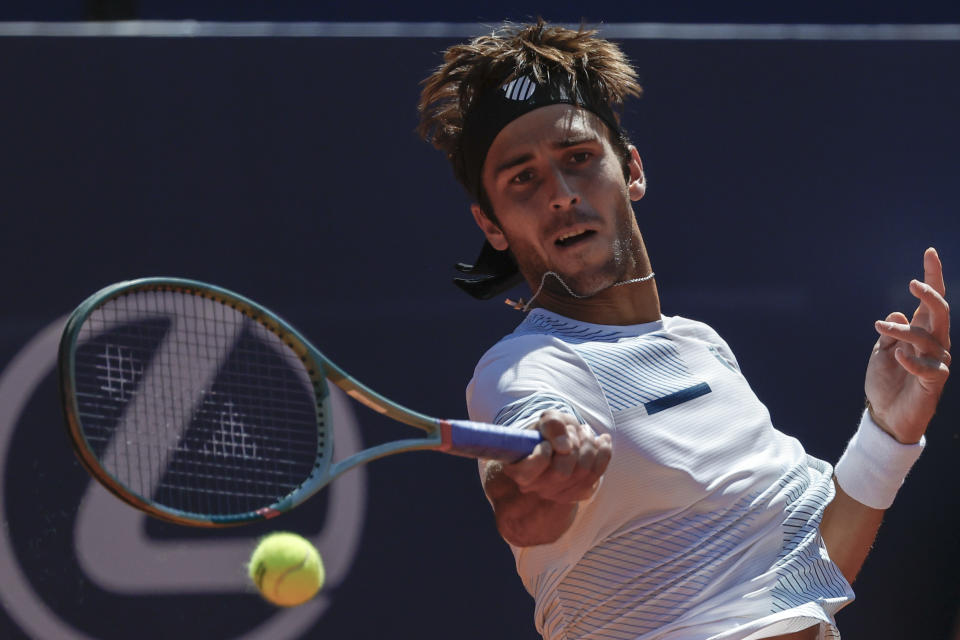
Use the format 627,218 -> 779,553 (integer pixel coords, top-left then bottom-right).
909,278 -> 951,347
537,410 -> 579,455
875,312 -> 909,349
893,346 -> 951,387
875,308 -> 952,389
503,439 -> 554,487
544,431 -> 612,503
549,432 -> 611,502
503,410 -> 612,504
875,319 -> 952,367
876,248 -> 951,353
923,247 -> 946,297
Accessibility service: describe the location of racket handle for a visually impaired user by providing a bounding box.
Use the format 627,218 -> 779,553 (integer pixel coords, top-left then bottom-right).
439,419 -> 543,461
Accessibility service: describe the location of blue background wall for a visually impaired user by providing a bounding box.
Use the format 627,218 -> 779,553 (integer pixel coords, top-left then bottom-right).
0,18 -> 957,640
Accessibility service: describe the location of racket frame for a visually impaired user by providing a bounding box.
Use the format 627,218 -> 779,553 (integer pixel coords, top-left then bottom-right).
59,277 -> 451,526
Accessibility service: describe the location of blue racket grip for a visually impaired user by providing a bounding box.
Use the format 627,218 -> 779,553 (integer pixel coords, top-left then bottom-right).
439,419 -> 543,461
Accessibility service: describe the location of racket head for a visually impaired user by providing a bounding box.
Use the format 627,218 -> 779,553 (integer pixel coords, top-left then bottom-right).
58,278 -> 335,527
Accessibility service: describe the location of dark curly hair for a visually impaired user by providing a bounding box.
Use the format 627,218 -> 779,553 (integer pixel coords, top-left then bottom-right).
417,20 -> 642,206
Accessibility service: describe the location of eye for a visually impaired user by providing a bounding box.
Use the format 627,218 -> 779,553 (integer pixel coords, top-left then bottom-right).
569,151 -> 592,164
510,168 -> 534,184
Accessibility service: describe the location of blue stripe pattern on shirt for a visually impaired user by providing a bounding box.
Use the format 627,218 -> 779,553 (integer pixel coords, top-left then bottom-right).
770,458 -> 849,614
546,494 -> 761,639
574,336 -> 709,413
519,312 -> 628,344
516,312 -> 712,414
494,393 -> 586,428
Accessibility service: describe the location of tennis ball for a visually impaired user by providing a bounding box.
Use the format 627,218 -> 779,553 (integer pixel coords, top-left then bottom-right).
248,532 -> 324,607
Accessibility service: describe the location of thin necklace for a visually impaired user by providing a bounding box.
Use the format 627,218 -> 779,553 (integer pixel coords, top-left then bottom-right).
506,270 -> 655,312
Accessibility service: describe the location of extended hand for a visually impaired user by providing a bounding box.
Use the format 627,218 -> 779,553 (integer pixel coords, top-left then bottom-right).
502,410 -> 612,503
866,247 -> 951,443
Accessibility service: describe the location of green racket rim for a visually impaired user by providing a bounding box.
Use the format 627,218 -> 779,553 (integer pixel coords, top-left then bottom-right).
58,277 -> 335,527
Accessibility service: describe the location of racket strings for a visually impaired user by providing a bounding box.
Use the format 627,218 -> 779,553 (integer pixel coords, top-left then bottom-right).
72,288 -> 325,519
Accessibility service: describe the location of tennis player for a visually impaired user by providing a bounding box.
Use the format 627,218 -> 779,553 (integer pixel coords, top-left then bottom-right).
418,21 -> 950,640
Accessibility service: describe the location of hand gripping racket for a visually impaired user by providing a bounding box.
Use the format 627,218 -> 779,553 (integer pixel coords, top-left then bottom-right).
58,277 -> 541,527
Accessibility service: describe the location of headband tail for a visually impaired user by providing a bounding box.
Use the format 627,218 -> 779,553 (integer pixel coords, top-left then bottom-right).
453,241 -> 522,300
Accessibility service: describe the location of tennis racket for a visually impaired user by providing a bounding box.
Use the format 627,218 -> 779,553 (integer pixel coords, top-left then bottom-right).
58,277 -> 541,527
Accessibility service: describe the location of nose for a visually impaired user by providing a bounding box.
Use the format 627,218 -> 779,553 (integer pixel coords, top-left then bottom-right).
548,165 -> 581,211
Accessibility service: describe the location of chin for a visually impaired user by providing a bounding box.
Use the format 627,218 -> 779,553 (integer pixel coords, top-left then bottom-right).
548,265 -> 622,299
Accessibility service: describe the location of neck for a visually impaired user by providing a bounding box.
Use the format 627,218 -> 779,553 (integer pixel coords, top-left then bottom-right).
531,272 -> 661,325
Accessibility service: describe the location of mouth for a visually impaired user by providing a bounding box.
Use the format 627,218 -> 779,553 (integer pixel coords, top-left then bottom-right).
554,228 -> 597,248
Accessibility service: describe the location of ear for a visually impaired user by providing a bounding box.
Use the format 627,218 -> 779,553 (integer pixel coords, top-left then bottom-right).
626,146 -> 646,201
470,204 -> 509,251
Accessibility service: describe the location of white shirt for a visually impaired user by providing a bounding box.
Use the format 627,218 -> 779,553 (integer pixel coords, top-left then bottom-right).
467,310 -> 854,640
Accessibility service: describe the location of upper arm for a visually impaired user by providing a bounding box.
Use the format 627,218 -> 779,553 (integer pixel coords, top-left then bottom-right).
467,338 -> 597,506
466,336 -> 597,428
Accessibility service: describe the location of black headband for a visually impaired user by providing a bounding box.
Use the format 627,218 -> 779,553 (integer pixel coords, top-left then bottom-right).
454,72 -> 623,300
460,72 -> 621,202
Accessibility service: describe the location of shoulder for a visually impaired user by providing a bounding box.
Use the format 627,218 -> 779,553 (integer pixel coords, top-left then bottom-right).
469,310 -> 597,389
662,314 -> 719,340
662,315 -> 742,371
472,331 -> 577,381
662,314 -> 731,346
466,332 -> 588,422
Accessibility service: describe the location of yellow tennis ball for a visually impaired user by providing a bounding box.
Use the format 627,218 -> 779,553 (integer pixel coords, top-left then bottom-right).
248,532 -> 324,607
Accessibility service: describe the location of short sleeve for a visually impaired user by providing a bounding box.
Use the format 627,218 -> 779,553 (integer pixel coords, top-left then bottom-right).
466,334 -> 608,432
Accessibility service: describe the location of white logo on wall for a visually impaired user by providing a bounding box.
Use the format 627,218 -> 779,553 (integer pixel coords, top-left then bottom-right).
0,318 -> 367,640
501,75 -> 537,101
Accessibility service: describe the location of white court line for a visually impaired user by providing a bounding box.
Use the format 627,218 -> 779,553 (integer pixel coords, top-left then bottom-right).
0,21 -> 958,40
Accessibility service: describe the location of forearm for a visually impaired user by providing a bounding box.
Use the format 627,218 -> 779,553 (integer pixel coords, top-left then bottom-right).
482,462 -> 579,547
819,480 -> 884,583
821,409 -> 926,583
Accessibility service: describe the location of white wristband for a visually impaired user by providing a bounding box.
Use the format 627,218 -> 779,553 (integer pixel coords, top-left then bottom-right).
834,409 -> 925,509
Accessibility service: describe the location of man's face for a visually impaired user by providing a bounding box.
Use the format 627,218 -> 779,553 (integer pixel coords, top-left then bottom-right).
472,104 -> 646,299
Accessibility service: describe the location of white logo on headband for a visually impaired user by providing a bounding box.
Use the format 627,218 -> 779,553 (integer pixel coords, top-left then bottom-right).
501,75 -> 537,101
